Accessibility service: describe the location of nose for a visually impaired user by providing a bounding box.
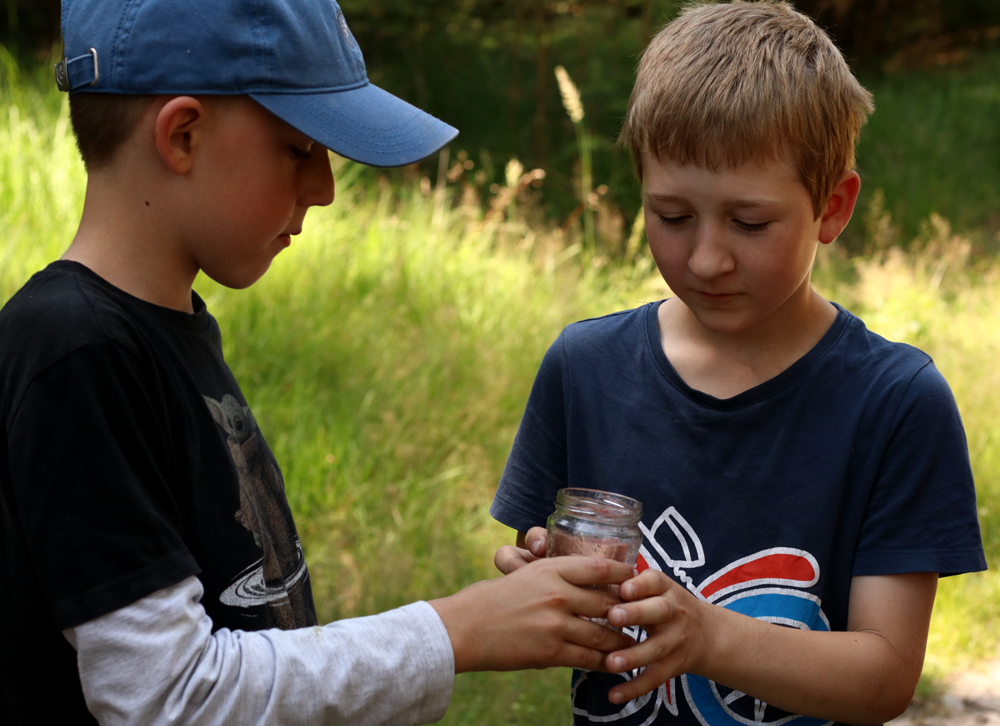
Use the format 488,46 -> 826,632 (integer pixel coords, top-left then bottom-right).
688,222 -> 735,280
299,149 -> 335,208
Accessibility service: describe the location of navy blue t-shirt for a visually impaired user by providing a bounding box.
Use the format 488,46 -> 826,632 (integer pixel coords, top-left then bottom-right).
491,301 -> 985,726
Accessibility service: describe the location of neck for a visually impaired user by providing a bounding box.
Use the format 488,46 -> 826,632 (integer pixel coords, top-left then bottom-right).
63,168 -> 199,313
659,283 -> 837,399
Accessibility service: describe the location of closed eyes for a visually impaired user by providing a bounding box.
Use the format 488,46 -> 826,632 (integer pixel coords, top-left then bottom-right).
733,220 -> 771,233
658,215 -> 771,234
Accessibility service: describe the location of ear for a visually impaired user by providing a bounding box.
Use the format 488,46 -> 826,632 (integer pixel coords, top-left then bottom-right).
818,171 -> 861,245
154,96 -> 205,175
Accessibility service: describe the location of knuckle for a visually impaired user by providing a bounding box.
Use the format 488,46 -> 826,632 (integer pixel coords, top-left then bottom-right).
592,558 -> 612,578
646,570 -> 669,589
543,587 -> 571,610
587,622 -> 612,648
537,641 -> 561,664
538,610 -> 565,634
535,557 -> 557,574
656,598 -> 673,620
571,648 -> 603,672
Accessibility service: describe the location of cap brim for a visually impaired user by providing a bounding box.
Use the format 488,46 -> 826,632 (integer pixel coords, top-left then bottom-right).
252,83 -> 458,168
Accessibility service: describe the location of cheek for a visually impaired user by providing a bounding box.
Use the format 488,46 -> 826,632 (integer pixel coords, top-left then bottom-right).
645,226 -> 688,278
740,236 -> 815,290
207,151 -> 296,224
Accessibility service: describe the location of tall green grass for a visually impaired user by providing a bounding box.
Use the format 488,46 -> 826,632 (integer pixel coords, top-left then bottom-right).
848,54 -> 1000,250
2,50 -> 996,720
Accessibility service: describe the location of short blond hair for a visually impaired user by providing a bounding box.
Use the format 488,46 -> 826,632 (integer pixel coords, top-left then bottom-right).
619,0 -> 874,217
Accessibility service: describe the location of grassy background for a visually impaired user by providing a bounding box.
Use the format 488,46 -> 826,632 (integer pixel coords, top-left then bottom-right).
2,47 -> 998,721
852,55 -> 1000,249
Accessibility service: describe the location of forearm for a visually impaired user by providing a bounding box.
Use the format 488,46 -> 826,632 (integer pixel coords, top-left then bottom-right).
695,606 -> 918,724
608,572 -> 937,725
65,576 -> 454,726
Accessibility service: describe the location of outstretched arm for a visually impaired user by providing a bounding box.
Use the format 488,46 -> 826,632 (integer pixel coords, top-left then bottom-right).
68,556 -> 635,726
66,575 -> 455,726
604,570 -> 938,725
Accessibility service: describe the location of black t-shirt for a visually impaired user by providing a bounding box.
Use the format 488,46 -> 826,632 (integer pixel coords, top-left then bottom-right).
491,301 -> 986,726
0,261 -> 317,722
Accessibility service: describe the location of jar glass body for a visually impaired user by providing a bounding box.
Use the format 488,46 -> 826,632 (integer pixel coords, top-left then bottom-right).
546,488 -> 642,566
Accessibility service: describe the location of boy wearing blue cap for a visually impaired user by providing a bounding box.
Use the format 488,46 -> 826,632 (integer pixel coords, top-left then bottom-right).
0,1 -> 637,723
492,3 -> 986,725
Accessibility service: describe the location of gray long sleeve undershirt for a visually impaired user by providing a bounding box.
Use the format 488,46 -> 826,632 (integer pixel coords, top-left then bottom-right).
63,575 -> 455,725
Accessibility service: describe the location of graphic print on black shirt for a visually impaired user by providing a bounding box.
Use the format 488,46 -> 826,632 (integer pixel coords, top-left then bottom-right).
205,393 -> 311,629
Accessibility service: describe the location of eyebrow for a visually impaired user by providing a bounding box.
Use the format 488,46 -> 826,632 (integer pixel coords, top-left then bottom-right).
644,193 -> 783,210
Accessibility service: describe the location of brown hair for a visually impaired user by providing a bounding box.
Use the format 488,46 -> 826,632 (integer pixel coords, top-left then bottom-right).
69,93 -> 156,170
619,0 -> 874,217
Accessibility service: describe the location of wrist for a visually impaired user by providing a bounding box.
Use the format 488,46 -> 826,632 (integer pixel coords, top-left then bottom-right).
429,584 -> 484,674
689,599 -> 745,679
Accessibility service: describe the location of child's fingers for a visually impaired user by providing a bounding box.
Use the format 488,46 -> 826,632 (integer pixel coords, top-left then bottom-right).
552,641 -> 636,673
493,545 -> 539,574
523,526 -> 548,556
605,630 -> 683,674
570,585 -> 626,620
606,595 -> 673,628
618,569 -> 674,601
564,616 -> 638,656
548,556 -> 636,588
607,660 -> 679,704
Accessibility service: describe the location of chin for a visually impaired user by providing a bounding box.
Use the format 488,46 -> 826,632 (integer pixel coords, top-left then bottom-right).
689,308 -> 760,335
202,264 -> 273,290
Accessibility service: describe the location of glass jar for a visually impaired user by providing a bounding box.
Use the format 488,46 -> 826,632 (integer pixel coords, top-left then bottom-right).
546,488 -> 643,566
546,488 -> 643,629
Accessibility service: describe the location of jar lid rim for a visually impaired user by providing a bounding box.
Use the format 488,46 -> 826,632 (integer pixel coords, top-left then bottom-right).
555,488 -> 642,522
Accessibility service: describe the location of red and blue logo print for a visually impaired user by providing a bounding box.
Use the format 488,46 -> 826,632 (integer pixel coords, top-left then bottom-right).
574,506 -> 832,726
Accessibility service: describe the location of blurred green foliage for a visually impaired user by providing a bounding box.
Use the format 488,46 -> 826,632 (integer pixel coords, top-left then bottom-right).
795,0 -> 1000,64
854,55 -> 1000,248
6,0 -> 1000,235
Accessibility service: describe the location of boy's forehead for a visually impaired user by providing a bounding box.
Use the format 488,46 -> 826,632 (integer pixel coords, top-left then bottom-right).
641,151 -> 810,206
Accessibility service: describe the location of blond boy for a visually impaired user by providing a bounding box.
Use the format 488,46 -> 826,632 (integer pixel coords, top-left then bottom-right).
0,0 -> 637,723
492,3 -> 985,725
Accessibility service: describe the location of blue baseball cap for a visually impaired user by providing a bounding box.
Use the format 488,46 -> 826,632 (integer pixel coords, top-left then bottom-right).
55,0 -> 458,167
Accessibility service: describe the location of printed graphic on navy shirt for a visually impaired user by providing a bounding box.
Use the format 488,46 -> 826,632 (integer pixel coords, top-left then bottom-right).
573,504 -> 831,726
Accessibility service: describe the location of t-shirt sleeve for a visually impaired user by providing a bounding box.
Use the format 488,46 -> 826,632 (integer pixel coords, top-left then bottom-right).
7,337 -> 200,629
490,333 -> 569,533
67,576 -> 453,726
852,361 -> 987,578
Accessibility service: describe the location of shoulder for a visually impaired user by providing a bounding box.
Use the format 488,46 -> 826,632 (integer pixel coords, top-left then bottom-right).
557,303 -> 654,358
1,261 -> 147,353
827,307 -> 963,442
831,307 -> 940,392
0,263 -> 153,417
531,304 -> 654,386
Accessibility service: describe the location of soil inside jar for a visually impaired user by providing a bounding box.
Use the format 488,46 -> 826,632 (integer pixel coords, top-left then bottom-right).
547,529 -> 634,562
547,528 -> 638,630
